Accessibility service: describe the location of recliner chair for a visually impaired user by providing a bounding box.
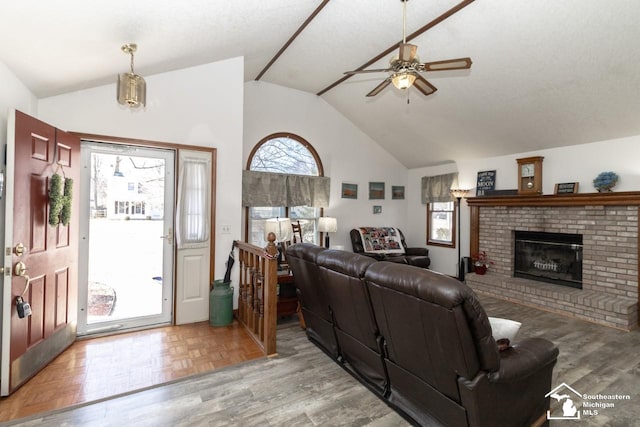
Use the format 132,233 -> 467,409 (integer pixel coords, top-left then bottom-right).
350,227 -> 430,268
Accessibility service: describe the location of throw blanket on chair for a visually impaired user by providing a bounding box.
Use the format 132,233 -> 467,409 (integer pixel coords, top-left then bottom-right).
358,227 -> 405,254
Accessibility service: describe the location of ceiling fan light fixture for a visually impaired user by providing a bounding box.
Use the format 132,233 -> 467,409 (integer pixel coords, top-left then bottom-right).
391,72 -> 416,90
117,43 -> 146,108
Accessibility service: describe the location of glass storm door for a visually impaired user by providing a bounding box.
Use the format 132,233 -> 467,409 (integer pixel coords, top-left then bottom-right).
77,142 -> 175,335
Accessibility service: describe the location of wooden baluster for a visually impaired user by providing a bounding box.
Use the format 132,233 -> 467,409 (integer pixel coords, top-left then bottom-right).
256,274 -> 263,339
238,250 -> 245,322
248,267 -> 256,330
263,256 -> 278,355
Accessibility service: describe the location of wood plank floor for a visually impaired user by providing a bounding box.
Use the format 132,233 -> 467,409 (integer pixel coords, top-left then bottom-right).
0,320 -> 264,422
4,296 -> 640,426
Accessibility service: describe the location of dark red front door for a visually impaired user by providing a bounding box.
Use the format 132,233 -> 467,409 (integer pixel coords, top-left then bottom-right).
2,110 -> 79,395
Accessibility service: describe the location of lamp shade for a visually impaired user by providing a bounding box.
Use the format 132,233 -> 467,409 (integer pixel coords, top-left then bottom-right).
450,188 -> 470,199
318,217 -> 338,233
264,218 -> 292,242
117,73 -> 146,108
391,72 -> 416,90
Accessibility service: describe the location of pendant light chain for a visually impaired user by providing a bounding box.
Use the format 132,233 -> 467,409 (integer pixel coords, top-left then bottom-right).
130,50 -> 135,74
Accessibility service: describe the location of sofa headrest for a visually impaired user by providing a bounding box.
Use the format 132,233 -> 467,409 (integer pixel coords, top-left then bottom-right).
316,249 -> 376,277
364,262 -> 469,308
286,243 -> 326,263
365,261 -> 499,371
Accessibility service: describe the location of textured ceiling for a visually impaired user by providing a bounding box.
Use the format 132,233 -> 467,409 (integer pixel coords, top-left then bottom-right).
1,0 -> 639,168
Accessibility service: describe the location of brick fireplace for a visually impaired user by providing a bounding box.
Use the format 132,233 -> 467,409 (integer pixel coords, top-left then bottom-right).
466,192 -> 640,330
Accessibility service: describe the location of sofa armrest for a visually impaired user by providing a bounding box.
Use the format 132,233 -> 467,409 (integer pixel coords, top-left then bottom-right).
488,337 -> 559,383
405,247 -> 429,256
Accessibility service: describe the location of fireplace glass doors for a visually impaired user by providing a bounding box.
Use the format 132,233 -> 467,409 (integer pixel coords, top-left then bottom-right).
514,231 -> 583,289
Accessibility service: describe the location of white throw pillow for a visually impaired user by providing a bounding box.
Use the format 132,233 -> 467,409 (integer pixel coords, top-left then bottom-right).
488,317 -> 522,342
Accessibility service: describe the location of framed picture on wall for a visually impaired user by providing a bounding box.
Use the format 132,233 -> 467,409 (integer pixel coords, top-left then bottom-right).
476,170 -> 496,196
373,205 -> 382,214
341,182 -> 358,199
392,185 -> 405,200
369,182 -> 385,199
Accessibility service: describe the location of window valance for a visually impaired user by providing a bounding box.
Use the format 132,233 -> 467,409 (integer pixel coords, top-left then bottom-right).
421,172 -> 458,204
242,170 -> 330,208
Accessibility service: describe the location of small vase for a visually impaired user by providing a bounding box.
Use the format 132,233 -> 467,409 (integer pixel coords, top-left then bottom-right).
474,264 -> 487,275
597,187 -> 613,193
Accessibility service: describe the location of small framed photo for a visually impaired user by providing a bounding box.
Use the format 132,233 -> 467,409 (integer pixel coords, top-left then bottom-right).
373,205 -> 382,214
341,182 -> 358,199
391,185 -> 405,200
554,182 -> 579,194
369,182 -> 385,199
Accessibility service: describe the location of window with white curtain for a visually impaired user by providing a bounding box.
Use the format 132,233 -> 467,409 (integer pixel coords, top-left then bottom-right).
176,157 -> 210,248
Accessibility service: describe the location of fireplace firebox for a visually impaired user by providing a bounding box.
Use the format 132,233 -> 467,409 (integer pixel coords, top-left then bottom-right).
514,231 -> 583,289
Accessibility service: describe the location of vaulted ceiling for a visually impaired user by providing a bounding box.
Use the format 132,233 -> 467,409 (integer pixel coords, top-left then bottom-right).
2,0 -> 639,168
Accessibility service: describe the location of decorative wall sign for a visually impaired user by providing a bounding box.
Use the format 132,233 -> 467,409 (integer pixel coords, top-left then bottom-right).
373,205 -> 382,214
554,182 -> 579,194
369,182 -> 385,199
476,170 -> 496,196
391,185 -> 405,200
341,182 -> 358,199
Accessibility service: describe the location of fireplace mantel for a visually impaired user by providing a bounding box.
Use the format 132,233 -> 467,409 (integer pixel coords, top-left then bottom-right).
467,192 -> 640,257
467,191 -> 640,208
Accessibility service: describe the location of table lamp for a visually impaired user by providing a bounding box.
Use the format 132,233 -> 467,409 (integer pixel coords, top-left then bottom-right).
318,217 -> 337,248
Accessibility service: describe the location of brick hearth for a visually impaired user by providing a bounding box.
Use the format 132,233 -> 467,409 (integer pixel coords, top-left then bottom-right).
466,193 -> 640,330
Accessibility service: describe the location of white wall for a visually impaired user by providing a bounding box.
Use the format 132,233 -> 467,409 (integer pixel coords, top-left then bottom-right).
0,61 -> 38,152
38,57 -> 244,292
243,81 -> 409,251
408,135 -> 640,275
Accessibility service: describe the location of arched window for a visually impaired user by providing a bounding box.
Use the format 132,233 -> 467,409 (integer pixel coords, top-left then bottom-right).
246,133 -> 324,246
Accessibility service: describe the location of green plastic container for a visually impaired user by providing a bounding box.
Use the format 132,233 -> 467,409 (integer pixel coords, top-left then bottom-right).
209,280 -> 234,326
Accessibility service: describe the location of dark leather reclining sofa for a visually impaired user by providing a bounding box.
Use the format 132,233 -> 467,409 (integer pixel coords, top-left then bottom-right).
286,243 -> 559,427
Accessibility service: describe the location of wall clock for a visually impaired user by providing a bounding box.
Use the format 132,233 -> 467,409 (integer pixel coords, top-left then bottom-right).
516,156 -> 544,195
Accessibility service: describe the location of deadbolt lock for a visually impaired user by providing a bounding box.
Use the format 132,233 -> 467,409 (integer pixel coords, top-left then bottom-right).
14,243 -> 26,256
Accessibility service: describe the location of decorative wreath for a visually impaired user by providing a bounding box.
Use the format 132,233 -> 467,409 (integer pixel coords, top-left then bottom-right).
49,173 -> 73,226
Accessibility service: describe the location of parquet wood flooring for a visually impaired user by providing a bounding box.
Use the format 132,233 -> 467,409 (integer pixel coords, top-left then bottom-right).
0,320 -> 264,423
4,296 -> 640,426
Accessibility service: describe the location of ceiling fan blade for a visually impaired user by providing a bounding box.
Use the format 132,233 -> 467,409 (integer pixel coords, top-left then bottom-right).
422,57 -> 472,71
366,79 -> 392,97
412,75 -> 437,96
344,68 -> 392,75
398,43 -> 418,62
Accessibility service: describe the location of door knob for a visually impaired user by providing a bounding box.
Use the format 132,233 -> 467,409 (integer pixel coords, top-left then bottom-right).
14,261 -> 31,296
160,227 -> 174,245
14,261 -> 27,277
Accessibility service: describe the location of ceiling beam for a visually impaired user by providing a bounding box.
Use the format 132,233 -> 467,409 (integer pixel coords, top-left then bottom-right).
255,0 -> 331,81
316,0 -> 475,96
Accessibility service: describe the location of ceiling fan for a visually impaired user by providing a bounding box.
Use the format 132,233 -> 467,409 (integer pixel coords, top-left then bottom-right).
344,0 -> 472,98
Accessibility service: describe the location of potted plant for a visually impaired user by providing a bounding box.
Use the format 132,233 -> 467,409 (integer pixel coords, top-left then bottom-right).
472,251 -> 493,275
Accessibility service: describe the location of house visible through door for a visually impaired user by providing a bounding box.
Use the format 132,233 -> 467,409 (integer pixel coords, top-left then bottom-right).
77,142 -> 175,336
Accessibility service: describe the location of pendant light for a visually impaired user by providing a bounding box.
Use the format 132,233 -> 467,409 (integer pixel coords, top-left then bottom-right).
117,43 -> 146,108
